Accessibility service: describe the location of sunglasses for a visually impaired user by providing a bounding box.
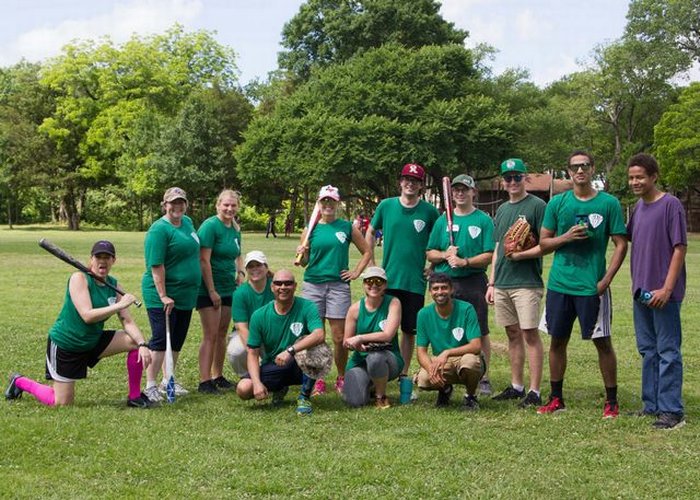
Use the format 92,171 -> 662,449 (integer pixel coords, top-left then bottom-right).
569,162 -> 592,171
363,277 -> 386,287
272,280 -> 295,287
503,174 -> 523,183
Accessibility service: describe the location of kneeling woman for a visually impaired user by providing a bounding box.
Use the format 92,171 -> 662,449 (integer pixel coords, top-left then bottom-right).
342,267 -> 403,409
5,241 -> 152,407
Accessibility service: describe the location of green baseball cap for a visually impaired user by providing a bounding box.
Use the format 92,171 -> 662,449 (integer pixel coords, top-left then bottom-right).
451,174 -> 476,189
500,158 -> 527,175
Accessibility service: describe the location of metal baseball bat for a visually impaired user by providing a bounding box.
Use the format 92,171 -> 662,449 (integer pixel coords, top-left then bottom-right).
294,202 -> 322,266
39,238 -> 142,307
442,177 -> 455,246
164,312 -> 176,403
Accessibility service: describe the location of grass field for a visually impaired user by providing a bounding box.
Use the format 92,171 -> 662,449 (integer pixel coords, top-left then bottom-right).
1,227 -> 698,498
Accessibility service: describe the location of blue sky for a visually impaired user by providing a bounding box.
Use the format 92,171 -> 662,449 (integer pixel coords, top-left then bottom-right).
0,0 -> 633,87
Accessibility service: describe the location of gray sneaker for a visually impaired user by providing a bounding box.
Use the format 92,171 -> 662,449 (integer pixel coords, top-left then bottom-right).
5,373 -> 23,400
461,394 -> 479,412
478,379 -> 493,396
160,381 -> 189,396
653,413 -> 686,430
144,385 -> 163,403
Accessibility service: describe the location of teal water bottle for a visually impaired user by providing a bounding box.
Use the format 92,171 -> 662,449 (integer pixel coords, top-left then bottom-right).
399,376 -> 413,404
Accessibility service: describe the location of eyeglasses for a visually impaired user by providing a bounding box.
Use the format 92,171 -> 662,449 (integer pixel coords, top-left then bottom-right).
400,176 -> 422,184
272,280 -> 295,287
363,278 -> 386,287
503,174 -> 523,183
569,162 -> 592,171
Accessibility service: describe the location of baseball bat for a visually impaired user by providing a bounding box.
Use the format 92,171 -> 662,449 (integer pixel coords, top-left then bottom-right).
442,177 -> 455,247
294,202 -> 322,266
39,238 -> 142,307
164,312 -> 176,403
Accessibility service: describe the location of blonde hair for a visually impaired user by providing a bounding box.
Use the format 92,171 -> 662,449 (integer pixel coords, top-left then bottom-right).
216,189 -> 242,230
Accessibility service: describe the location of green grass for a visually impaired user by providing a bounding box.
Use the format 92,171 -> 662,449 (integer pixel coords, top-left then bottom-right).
1,226 -> 699,498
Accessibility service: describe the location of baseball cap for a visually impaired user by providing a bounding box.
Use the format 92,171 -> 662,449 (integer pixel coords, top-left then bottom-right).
500,158 -> 527,175
163,187 -> 188,203
317,185 -> 340,201
91,240 -> 116,257
451,174 -> 476,189
400,163 -> 426,181
361,266 -> 387,281
244,250 -> 268,267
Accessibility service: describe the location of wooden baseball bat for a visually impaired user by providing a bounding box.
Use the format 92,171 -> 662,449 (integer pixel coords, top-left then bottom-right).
294,202 -> 322,266
38,238 -> 142,307
442,176 -> 455,246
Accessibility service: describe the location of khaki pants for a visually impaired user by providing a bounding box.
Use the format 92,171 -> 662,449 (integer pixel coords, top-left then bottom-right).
417,353 -> 484,394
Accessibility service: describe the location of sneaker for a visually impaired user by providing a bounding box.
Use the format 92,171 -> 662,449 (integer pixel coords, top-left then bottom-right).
653,412 -> 686,430
127,392 -> 157,409
462,394 -> 479,411
518,390 -> 542,409
271,386 -> 289,407
334,376 -> 345,395
296,395 -> 313,415
311,379 -> 326,397
144,385 -> 163,403
478,379 -> 493,396
160,381 -> 189,396
375,395 -> 391,410
213,376 -> 236,390
197,380 -> 220,395
492,385 -> 525,401
537,396 -> 566,414
435,384 -> 453,408
603,400 -> 619,419
5,373 -> 23,400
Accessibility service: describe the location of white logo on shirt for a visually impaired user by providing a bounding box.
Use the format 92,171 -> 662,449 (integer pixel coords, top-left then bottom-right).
290,322 -> 304,337
379,320 -> 387,331
452,327 -> 464,341
413,220 -> 426,232
588,213 -> 604,229
191,232 -> 200,243
108,297 -> 117,306
446,223 -> 459,233
335,232 -> 347,243
468,226 -> 481,238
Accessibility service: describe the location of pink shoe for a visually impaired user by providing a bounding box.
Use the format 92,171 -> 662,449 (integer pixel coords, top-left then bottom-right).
311,379 -> 326,397
334,376 -> 345,395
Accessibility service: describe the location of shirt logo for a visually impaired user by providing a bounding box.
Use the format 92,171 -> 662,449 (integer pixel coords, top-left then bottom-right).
409,165 -> 419,174
468,226 -> 481,238
335,231 -> 347,244
108,297 -> 117,306
505,159 -> 515,170
413,220 -> 426,232
452,327 -> 464,341
290,322 -> 304,337
379,319 -> 387,331
588,213 -> 604,229
191,232 -> 200,243
446,223 -> 459,233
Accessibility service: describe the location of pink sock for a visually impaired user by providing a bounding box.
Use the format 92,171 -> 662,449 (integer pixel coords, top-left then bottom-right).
126,349 -> 143,400
15,377 -> 55,406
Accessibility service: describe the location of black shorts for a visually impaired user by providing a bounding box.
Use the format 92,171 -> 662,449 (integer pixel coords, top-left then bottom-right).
147,308 -> 193,351
241,358 -> 304,392
385,289 -> 424,335
196,294 -> 233,310
452,274 -> 490,336
45,331 -> 115,382
545,289 -> 610,340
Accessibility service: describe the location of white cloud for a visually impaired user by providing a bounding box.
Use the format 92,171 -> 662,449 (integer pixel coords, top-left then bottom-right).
515,9 -> 548,41
531,54 -> 582,87
0,0 -> 203,66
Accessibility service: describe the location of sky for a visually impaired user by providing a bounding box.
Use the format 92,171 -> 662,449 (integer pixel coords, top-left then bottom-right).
0,0 -> 634,87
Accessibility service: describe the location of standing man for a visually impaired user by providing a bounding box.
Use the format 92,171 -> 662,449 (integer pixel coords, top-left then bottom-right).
538,151 -> 627,418
415,273 -> 483,410
236,269 -> 325,415
486,159 -> 546,408
366,163 -> 440,377
627,153 -> 687,430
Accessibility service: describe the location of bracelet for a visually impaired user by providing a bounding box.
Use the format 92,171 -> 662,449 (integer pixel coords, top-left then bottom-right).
138,342 -> 148,348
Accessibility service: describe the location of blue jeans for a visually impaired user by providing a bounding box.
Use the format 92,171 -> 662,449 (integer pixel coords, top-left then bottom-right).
633,301 -> 684,415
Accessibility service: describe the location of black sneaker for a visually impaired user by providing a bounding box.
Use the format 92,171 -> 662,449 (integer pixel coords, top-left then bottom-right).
461,394 -> 479,412
653,412 -> 686,430
435,384 -> 453,407
213,376 -> 236,390
5,373 -> 23,400
127,392 -> 157,409
518,390 -> 542,408
271,386 -> 289,407
492,385 -> 525,401
197,380 -> 221,395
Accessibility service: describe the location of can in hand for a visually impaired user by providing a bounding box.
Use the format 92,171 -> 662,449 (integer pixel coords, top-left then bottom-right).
634,288 -> 654,306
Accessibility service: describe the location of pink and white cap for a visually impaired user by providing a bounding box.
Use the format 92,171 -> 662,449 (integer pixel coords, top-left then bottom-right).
317,185 -> 340,201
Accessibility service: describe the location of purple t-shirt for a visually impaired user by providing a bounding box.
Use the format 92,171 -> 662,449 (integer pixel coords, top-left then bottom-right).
627,193 -> 687,302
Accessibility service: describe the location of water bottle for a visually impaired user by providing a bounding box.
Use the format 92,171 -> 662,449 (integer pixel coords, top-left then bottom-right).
634,288 -> 654,306
399,376 -> 413,404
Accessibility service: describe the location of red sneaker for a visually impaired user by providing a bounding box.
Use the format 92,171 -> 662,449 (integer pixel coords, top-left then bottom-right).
603,400 -> 619,419
311,379 -> 326,397
537,396 -> 566,414
334,376 -> 345,395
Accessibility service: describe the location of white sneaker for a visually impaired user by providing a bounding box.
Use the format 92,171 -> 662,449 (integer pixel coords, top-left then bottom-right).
160,381 -> 189,396
144,385 -> 163,403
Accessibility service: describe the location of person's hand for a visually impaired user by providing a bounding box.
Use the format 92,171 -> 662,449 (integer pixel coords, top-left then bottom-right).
295,245 -> 308,255
343,336 -> 363,351
596,277 -> 611,295
446,254 -> 463,268
485,286 -> 494,305
507,251 -> 522,261
253,381 -> 268,400
340,269 -> 359,282
275,351 -> 293,367
565,224 -> 589,242
429,354 -> 448,386
648,288 -> 672,309
160,295 -> 175,315
208,289 -> 221,309
445,246 -> 458,258
119,293 -> 138,309
138,346 -> 152,368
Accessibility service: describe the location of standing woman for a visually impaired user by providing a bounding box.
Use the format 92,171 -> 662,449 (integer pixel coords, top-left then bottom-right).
197,190 -> 244,394
296,185 -> 372,395
142,187 -> 201,402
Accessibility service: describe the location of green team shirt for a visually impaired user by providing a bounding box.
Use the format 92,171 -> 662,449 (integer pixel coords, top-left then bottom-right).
49,273 -> 118,352
493,194 -> 546,289
142,215 -> 201,310
247,297 -> 323,365
197,216 -> 242,298
345,294 -> 404,373
427,209 -> 495,278
371,197 -> 439,295
303,219 -> 352,283
416,299 -> 481,356
543,190 -> 626,296
232,278 -> 274,323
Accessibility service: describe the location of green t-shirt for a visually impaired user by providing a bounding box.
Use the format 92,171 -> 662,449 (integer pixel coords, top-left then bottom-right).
49,274 -> 118,352
303,218 -> 352,284
416,299 -> 481,356
427,209 -> 495,278
247,297 -> 323,365
543,190 -> 627,296
197,215 -> 242,298
345,294 -> 404,373
493,194 -> 546,289
141,215 -> 201,310
232,278 -> 274,323
371,197 -> 439,295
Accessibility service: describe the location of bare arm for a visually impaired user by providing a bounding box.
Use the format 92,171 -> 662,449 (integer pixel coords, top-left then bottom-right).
235,322 -> 250,345
447,251 -> 492,269
246,347 -> 267,400
597,234 -> 628,294
539,225 -> 588,255
485,243 -> 498,304
344,298 -> 401,350
151,264 -> 174,313
295,228 -> 310,267
340,226 -> 372,281
365,223 -> 377,266
199,247 -> 220,309
69,273 -> 136,324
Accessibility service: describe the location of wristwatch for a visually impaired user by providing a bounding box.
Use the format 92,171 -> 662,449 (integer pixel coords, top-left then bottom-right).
286,346 -> 296,356
138,342 -> 148,348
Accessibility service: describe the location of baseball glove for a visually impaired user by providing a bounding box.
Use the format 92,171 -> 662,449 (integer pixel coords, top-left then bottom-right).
504,218 -> 536,256
363,341 -> 393,352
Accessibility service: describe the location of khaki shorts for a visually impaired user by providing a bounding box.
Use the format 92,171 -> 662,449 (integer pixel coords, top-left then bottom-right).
416,353 -> 484,390
494,287 -> 543,330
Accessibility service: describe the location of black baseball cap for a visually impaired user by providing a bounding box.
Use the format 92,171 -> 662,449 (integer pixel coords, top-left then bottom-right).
91,240 -> 116,257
